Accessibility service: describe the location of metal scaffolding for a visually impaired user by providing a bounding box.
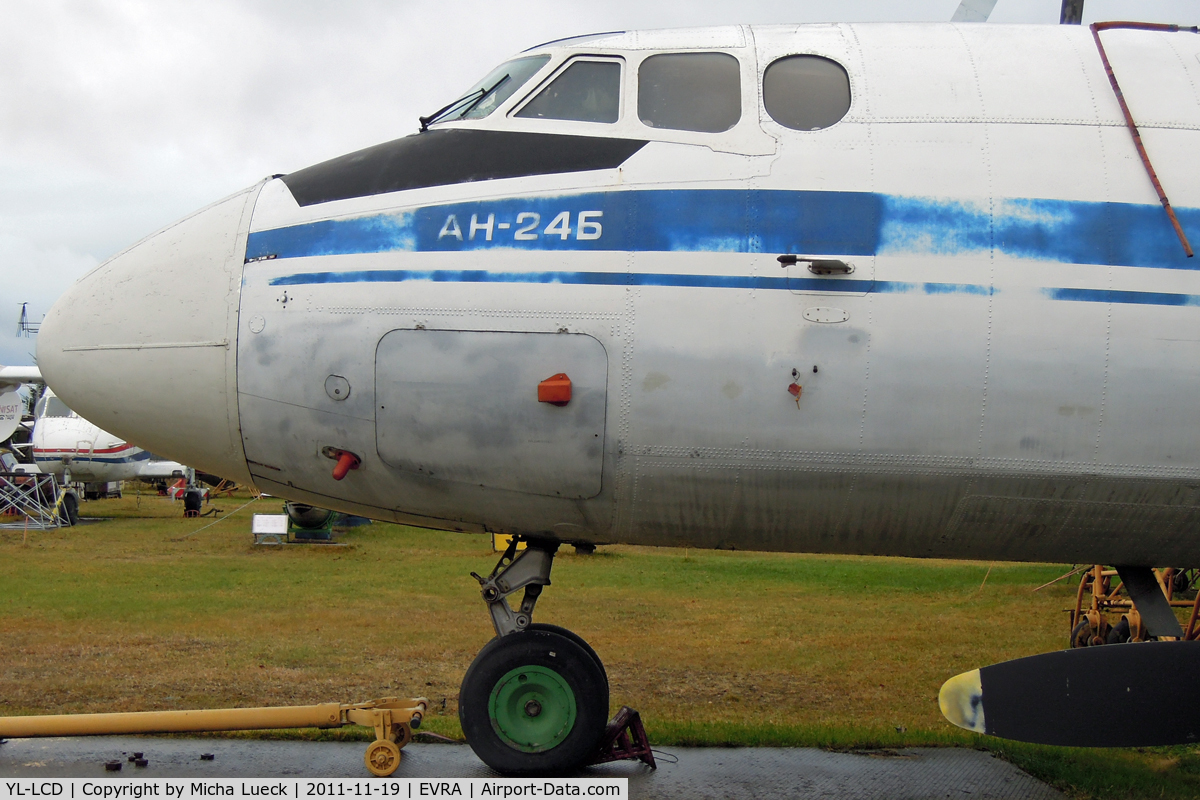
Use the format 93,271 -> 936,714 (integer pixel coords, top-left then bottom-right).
0,472 -> 62,529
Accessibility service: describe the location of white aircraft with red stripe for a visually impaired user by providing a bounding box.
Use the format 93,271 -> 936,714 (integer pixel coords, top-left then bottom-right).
30,388 -> 152,482
10,378 -> 186,485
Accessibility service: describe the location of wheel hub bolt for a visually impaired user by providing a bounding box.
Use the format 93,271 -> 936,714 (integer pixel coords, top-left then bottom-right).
524,700 -> 542,718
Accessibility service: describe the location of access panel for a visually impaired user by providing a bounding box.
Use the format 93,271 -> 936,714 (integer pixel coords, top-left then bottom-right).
375,330 -> 608,498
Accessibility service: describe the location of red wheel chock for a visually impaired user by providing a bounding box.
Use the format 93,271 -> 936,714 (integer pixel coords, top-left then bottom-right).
588,706 -> 656,768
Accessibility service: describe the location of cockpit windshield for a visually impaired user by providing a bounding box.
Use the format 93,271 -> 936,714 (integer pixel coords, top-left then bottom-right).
422,55 -> 550,128
35,394 -> 73,419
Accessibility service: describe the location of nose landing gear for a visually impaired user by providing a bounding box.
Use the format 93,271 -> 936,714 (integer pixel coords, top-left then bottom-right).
460,628 -> 608,775
460,537 -> 610,775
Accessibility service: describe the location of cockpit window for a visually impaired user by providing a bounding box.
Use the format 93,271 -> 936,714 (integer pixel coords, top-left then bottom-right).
35,395 -> 72,419
516,59 -> 621,123
434,55 -> 551,124
763,55 -> 851,131
638,52 -> 741,133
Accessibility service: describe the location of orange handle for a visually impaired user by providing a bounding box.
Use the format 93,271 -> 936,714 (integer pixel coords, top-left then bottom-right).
538,373 -> 572,406
332,451 -> 361,481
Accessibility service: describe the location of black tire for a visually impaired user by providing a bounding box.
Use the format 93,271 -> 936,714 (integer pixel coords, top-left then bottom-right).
525,623 -> 608,693
183,488 -> 204,515
1070,619 -> 1097,648
1106,616 -> 1131,644
460,629 -> 608,776
60,492 -> 79,526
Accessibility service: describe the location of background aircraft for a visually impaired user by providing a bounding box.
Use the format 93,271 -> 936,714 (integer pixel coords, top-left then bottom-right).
1,367 -> 187,521
31,386 -> 186,487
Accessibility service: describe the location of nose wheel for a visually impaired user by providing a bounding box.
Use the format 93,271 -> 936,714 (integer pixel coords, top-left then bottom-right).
460,628 -> 608,775
524,623 -> 608,694
461,538 -> 609,775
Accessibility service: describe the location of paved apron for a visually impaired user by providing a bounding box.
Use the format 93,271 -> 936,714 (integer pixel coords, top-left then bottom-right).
0,737 -> 1063,799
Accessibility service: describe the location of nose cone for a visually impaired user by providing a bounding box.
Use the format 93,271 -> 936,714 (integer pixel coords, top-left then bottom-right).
38,182 -> 265,485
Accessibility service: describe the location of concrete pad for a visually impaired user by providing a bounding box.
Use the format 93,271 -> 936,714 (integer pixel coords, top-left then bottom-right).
0,737 -> 1063,799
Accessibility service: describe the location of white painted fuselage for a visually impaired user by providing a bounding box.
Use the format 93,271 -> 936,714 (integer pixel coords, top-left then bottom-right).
37,23 -> 1200,566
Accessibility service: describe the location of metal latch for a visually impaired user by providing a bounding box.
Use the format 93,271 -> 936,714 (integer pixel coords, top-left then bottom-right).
777,255 -> 854,275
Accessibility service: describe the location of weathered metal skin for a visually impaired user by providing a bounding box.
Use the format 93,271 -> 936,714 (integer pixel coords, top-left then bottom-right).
39,23 -> 1200,565
38,185 -> 260,487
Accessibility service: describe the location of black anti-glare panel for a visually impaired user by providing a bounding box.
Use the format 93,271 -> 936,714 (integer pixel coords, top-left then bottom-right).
281,129 -> 647,207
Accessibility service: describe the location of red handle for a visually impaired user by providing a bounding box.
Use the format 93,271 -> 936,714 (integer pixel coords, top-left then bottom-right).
332,450 -> 361,481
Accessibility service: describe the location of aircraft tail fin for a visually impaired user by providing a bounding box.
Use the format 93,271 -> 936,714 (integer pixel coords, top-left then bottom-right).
951,0 -> 999,22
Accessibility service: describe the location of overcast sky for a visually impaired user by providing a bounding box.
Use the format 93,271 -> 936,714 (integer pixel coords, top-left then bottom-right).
3,0 -> 1199,366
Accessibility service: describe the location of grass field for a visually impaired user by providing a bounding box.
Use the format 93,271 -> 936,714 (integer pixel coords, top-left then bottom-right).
2,490 -> 1199,798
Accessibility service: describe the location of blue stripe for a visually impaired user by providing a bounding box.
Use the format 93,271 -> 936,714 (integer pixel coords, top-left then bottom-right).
266,267 -> 1200,307
35,452 -> 150,466
1042,287 -> 1200,306
873,281 -> 995,297
249,190 -> 883,260
269,268 -> 1007,298
271,269 -> 866,293
247,189 -> 1200,270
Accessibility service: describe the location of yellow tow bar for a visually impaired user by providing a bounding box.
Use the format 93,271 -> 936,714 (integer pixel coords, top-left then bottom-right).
0,696 -> 428,777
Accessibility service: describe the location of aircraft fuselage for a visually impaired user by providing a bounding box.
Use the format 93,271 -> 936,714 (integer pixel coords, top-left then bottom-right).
38,23 -> 1200,566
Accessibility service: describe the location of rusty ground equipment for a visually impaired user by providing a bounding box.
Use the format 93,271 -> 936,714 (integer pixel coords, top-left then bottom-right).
0,696 -> 426,777
590,706 -> 656,768
208,478 -> 241,497
1069,566 -> 1200,647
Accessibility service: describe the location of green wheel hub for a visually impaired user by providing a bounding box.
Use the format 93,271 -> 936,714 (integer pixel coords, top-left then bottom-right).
488,665 -> 578,752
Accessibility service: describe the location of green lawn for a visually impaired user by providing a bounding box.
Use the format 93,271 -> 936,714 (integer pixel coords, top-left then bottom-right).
1,491 -> 1197,798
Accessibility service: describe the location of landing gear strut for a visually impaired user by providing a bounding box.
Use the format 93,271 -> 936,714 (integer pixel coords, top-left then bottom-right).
460,537 -> 609,775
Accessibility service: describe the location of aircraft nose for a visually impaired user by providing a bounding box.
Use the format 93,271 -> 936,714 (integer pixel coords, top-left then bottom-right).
37,182 -> 265,485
